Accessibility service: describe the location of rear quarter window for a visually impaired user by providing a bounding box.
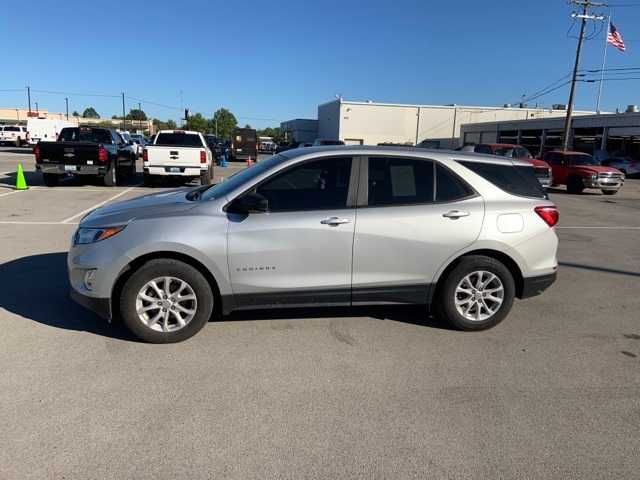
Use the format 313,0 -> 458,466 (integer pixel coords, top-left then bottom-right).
459,161 -> 546,199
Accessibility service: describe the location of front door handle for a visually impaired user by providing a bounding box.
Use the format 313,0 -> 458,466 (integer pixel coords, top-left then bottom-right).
321,217 -> 351,226
442,210 -> 470,219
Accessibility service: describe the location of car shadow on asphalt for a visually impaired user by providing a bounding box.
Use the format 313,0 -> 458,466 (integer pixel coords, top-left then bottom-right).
0,252 -> 137,341
546,187 -> 602,196
0,252 -> 450,342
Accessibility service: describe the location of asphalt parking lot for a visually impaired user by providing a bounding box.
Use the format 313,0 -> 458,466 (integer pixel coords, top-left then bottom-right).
0,146 -> 639,479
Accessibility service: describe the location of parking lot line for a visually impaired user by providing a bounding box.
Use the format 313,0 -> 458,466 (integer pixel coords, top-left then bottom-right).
61,187 -> 135,224
0,221 -> 78,225
0,190 -> 20,198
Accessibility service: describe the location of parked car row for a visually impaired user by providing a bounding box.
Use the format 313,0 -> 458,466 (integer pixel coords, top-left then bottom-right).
0,125 -> 28,146
459,143 -> 626,195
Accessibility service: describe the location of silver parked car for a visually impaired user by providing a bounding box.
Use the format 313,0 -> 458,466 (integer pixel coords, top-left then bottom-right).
69,146 -> 559,343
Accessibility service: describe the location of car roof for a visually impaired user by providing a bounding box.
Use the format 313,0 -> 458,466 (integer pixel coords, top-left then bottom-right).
279,145 -> 531,167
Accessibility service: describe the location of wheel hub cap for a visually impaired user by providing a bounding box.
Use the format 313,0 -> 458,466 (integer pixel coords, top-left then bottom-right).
135,276 -> 198,333
454,270 -> 504,322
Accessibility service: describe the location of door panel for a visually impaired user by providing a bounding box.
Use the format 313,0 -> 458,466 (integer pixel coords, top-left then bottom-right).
226,155 -> 357,309
352,197 -> 484,303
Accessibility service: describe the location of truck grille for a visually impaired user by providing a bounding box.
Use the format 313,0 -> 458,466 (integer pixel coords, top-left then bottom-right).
598,172 -> 623,180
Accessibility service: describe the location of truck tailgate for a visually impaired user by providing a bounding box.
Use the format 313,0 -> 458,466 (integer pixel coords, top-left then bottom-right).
146,146 -> 203,166
38,142 -> 100,166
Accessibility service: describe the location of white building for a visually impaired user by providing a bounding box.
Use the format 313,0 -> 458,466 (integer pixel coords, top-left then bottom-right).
315,99 -> 596,149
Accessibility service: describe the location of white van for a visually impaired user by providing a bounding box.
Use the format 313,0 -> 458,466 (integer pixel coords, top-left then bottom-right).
27,118 -> 76,145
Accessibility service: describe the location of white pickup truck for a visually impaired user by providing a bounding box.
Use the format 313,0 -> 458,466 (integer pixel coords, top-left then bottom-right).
142,130 -> 214,186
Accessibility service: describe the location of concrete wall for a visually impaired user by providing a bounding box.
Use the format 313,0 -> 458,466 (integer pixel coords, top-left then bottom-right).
317,101 -> 341,140
280,119 -> 318,143
317,99 -> 596,149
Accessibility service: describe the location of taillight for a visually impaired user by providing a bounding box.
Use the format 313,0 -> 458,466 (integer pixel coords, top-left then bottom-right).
33,144 -> 41,162
97,145 -> 108,163
535,206 -> 559,227
142,148 -> 148,162
200,150 -> 206,163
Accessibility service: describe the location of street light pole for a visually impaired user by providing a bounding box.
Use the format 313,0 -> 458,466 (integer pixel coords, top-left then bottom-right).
65,97 -> 69,120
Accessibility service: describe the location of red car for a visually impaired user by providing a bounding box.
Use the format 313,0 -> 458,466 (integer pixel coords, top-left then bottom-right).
541,150 -> 624,195
472,144 -> 552,188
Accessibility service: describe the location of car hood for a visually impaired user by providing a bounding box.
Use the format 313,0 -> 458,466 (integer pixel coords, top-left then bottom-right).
571,165 -> 622,175
80,187 -> 199,227
528,158 -> 550,168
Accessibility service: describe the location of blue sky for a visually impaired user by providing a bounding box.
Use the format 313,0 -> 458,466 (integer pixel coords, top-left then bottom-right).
2,0 -> 639,128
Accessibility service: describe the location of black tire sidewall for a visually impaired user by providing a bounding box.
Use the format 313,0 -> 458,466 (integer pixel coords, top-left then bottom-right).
103,163 -> 117,187
436,256 -> 515,331
42,173 -> 58,187
119,259 -> 214,343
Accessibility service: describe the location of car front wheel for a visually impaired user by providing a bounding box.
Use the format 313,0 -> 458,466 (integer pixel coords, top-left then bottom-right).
119,259 -> 214,343
434,255 -> 515,331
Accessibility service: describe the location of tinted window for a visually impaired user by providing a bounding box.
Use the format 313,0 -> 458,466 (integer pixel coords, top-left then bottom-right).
155,132 -> 203,147
5,126 -> 20,132
516,147 -> 533,159
474,145 -> 493,155
59,128 -> 113,144
257,157 -> 352,212
459,161 -> 546,199
436,164 -> 474,202
544,152 -> 562,165
368,157 -> 434,206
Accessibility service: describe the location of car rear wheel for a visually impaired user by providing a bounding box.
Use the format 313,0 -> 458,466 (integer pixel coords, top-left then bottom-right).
103,164 -> 117,187
42,173 -> 59,187
434,255 -> 515,331
200,167 -> 212,185
119,259 -> 214,343
567,176 -> 584,194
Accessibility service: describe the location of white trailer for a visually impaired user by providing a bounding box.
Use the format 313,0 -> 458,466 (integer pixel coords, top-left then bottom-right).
27,118 -> 77,145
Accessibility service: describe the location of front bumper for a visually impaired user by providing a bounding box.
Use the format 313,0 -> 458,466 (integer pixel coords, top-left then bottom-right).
582,177 -> 624,190
70,288 -> 112,321
520,272 -> 557,299
36,163 -> 106,176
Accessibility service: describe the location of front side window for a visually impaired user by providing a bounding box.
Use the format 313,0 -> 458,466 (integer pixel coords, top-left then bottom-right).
257,157 -> 352,212
368,157 -> 434,206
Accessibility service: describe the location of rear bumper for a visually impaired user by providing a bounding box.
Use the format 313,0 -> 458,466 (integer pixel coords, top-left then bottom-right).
520,272 -> 557,299
70,288 -> 112,321
144,165 -> 206,176
36,164 -> 106,175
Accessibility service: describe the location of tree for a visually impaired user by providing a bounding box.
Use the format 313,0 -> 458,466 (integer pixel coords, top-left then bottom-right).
258,127 -> 285,143
126,108 -> 147,121
211,108 -> 237,139
185,113 -> 209,133
152,118 -> 177,130
72,110 -> 80,117
244,124 -> 252,129
82,107 -> 100,119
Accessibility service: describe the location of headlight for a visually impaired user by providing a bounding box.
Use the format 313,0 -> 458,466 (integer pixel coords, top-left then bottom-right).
74,226 -> 126,245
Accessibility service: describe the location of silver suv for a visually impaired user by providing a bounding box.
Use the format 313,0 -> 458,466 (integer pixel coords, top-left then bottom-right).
69,146 -> 559,343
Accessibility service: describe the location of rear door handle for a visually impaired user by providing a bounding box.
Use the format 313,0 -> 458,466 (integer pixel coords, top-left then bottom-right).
442,210 -> 470,219
321,217 -> 352,226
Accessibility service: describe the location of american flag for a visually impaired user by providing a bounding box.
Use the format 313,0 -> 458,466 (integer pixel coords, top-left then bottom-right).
608,22 -> 626,52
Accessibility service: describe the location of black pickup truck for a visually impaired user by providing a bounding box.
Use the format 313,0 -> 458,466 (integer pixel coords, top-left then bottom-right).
34,127 -> 136,187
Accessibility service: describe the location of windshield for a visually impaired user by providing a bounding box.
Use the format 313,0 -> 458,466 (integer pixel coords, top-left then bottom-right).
199,154 -> 287,201
569,154 -> 599,165
493,147 -> 515,158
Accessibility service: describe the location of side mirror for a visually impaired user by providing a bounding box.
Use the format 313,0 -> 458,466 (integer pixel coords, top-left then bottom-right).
229,192 -> 268,213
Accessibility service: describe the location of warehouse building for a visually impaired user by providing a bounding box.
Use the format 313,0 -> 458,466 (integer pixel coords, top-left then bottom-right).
279,119 -> 318,143
460,109 -> 640,158
312,98 -> 595,149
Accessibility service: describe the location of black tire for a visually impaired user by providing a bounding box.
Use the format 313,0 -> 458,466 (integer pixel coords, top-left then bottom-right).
602,189 -> 617,195
119,259 -> 214,343
42,173 -> 59,187
143,172 -> 156,187
433,255 -> 515,331
566,176 -> 584,194
200,167 -> 212,185
103,163 -> 117,187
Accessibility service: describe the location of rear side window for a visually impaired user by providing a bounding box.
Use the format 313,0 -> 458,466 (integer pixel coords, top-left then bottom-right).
155,132 -> 203,147
368,157 -> 434,206
459,161 -> 546,199
436,164 -> 475,202
5,126 -> 20,132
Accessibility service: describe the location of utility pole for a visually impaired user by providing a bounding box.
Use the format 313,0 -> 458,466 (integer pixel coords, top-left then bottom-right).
35,102 -> 39,115
26,86 -> 31,116
121,92 -> 126,131
563,1 -> 606,150
65,97 -> 69,120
